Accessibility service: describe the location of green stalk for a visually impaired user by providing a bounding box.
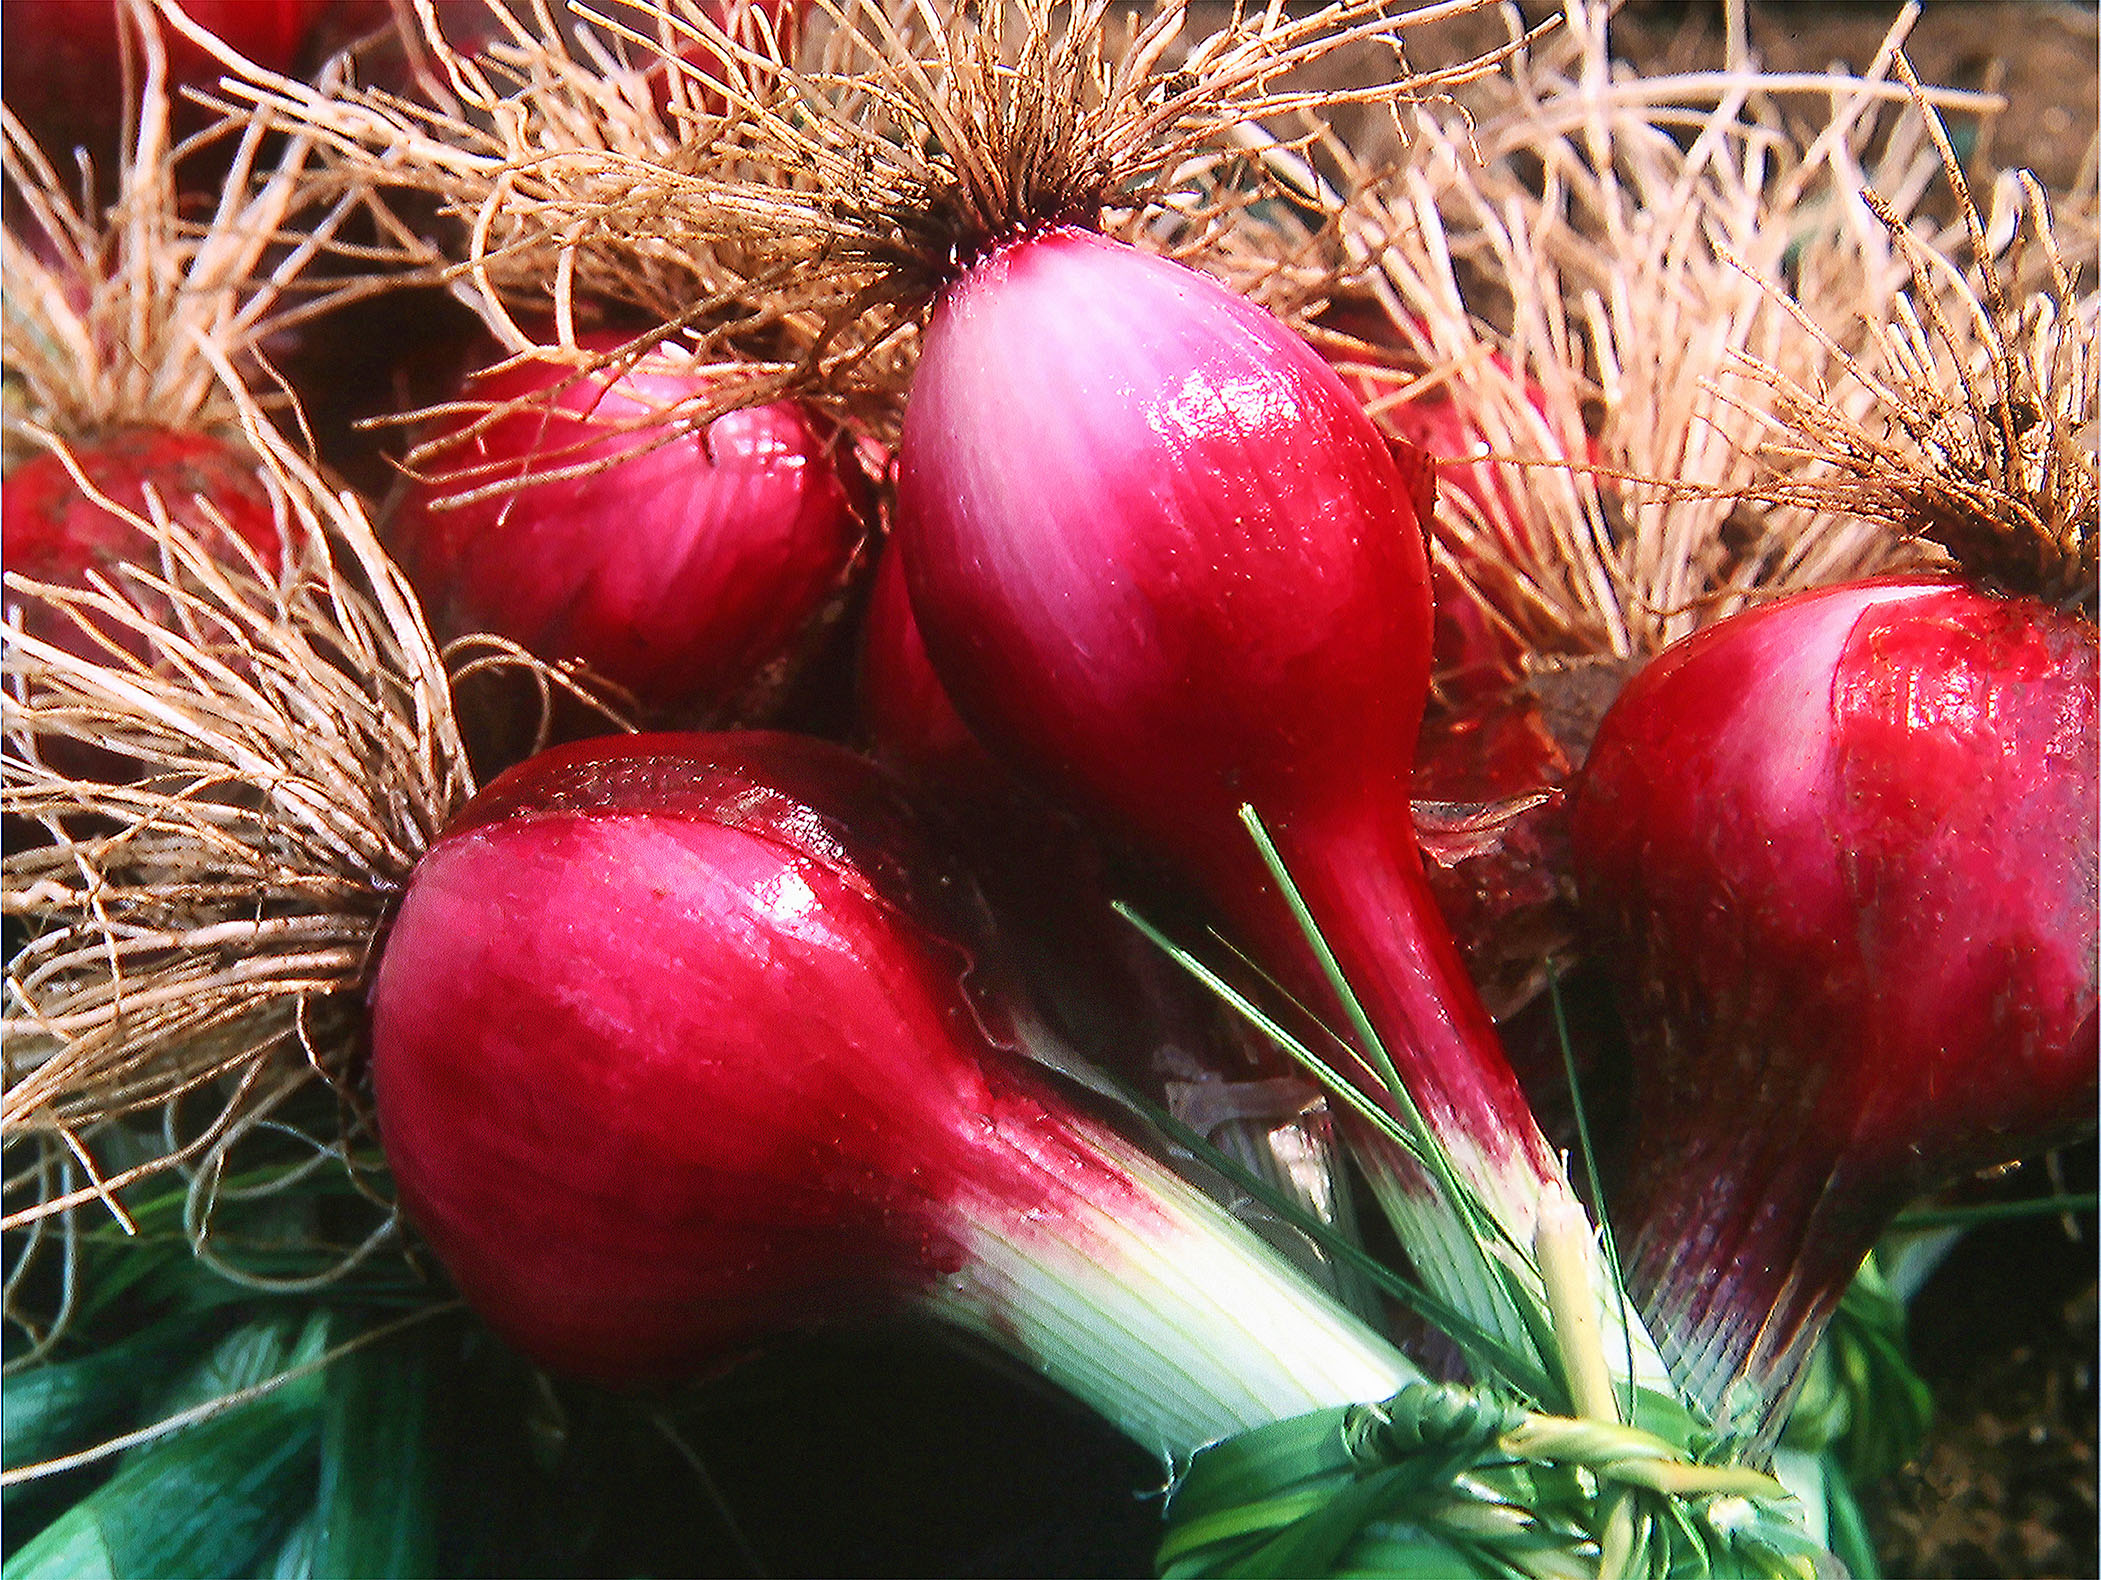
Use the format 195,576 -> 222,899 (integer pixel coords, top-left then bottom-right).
928,1128 -> 1422,1463
1237,806 -> 1675,1410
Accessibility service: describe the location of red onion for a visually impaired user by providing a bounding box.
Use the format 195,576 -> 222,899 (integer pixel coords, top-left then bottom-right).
858,538 -> 998,804
369,731 -> 1413,1455
1,428 -> 285,815
1572,575 -> 2098,1427
859,542 -> 1363,1296
890,225 -> 1637,1370
388,334 -> 864,724
5,430 -> 284,658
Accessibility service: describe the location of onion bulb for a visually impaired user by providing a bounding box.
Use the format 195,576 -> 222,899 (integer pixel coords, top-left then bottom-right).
4,428 -> 284,662
388,335 -> 865,725
1572,575 -> 2098,1429
890,225 -> 1647,1378
369,731 -> 1413,1458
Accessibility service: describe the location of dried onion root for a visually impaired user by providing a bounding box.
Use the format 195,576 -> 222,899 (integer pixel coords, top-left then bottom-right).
182,0 -> 1537,456
6,2 -> 431,465
1,372 -> 526,1359
1214,2 -> 2096,1034
1315,1 -> 2063,697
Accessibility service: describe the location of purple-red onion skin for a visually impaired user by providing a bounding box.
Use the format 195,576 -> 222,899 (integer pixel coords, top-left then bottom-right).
3,429 -> 288,817
859,539 -> 1001,800
5,430 -> 285,641
2,1 -> 386,172
898,228 -> 1435,872
1573,576 -> 2098,1401
858,540 -> 1306,1110
390,339 -> 862,721
367,732 -> 1154,1387
895,228 -> 1551,1200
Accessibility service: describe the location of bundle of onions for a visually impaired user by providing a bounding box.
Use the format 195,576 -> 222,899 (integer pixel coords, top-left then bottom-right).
372,727 -> 1415,1457
239,0 -> 1700,1397
5,391 -> 1823,1569
3,1 -> 1900,1568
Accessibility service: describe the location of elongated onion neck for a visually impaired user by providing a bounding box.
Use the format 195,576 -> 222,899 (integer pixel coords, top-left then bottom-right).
893,229 -> 1667,1390
1575,577 -> 2099,1432
371,733 -> 1411,1459
1223,799 -> 1556,1230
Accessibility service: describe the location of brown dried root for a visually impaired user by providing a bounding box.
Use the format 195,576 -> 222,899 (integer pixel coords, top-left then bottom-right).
160,0 -> 899,485
191,0 -> 1530,458
158,0 -> 786,350
1732,57 -> 2097,613
3,0 -> 435,468
1256,0 -> 2060,699
1,375 -> 474,1350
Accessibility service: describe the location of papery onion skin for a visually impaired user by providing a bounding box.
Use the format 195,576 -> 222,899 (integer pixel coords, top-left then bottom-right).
894,227 -> 1558,1235
368,732 -> 1410,1451
389,337 -> 863,723
1573,575 -> 2099,1423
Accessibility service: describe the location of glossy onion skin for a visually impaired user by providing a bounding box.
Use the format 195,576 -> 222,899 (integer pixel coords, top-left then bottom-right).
367,732 -> 1152,1387
901,228 -> 1433,864
390,339 -> 862,722
1574,576 -> 2099,1415
858,538 -> 997,799
896,228 -> 1553,1210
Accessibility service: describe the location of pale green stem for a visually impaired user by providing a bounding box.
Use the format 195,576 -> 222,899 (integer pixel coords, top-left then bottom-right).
928,1125 -> 1421,1464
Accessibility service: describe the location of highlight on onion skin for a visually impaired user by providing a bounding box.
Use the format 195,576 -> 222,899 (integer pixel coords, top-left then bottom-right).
387,334 -> 865,724
1572,574 -> 2099,1432
892,223 -> 1631,1376
368,731 -> 1413,1456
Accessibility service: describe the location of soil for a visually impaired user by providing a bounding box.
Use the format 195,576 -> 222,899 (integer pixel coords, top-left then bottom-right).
1863,1149 -> 2099,1579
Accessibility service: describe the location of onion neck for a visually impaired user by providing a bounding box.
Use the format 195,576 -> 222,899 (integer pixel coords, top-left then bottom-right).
1620,1111 -> 1908,1445
929,1119 -> 1419,1463
1207,794 -> 1674,1400
1234,794 -> 1560,1236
